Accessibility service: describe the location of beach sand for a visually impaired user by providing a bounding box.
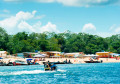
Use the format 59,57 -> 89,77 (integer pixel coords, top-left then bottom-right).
44,58 -> 120,64
1,57 -> 120,65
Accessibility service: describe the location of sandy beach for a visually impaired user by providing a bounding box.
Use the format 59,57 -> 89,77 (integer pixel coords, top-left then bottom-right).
1,57 -> 120,65
44,58 -> 120,64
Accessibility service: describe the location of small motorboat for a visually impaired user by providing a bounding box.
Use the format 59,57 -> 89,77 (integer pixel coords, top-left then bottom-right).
7,62 -> 14,66
44,62 -> 57,71
84,60 -> 103,63
54,61 -> 72,64
14,60 -> 28,65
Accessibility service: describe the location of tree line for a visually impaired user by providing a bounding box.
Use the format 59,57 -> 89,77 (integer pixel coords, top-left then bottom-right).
0,27 -> 120,54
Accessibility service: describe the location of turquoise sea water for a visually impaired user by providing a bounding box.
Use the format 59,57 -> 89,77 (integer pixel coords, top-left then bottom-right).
0,63 -> 120,84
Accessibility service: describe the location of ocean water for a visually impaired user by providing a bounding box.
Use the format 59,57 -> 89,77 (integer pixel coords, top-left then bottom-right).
0,63 -> 120,84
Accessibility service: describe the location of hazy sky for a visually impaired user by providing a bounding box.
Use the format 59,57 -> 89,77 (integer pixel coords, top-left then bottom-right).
0,0 -> 120,37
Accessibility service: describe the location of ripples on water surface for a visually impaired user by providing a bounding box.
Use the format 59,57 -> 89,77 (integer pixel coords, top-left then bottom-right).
0,63 -> 120,84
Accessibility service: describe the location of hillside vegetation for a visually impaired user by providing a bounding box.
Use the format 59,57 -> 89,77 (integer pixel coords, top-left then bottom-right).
0,27 -> 120,54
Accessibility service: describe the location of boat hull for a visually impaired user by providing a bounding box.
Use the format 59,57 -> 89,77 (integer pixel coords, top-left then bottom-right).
84,60 -> 102,63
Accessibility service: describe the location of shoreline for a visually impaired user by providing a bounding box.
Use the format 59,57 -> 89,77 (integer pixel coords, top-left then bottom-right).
1,57 -> 120,65
44,58 -> 120,64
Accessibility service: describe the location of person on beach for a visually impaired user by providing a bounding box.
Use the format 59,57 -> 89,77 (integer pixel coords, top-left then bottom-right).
0,60 -> 6,66
43,58 -> 45,61
0,60 -> 3,65
89,57 -> 93,61
69,60 -> 71,63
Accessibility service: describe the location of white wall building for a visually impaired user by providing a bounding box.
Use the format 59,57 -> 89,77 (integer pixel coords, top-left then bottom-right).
0,51 -> 7,57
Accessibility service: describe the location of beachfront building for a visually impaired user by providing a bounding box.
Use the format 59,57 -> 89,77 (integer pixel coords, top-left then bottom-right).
96,52 -> 112,58
84,54 -> 99,57
0,51 -> 8,57
23,52 -> 38,58
41,51 -> 61,58
110,53 -> 120,59
64,52 -> 84,58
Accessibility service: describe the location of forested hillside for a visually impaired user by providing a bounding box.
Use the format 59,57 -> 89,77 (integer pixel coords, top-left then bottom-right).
0,27 -> 120,54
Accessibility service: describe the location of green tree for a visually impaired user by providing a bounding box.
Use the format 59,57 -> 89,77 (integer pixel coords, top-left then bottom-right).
0,27 -> 9,50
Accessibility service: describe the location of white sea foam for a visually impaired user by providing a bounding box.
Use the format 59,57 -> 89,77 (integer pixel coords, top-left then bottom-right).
0,69 -> 66,76
0,70 -> 55,76
57,69 -> 66,72
11,70 -> 47,75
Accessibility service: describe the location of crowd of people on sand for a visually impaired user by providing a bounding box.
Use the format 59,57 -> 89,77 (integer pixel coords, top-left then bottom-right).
38,58 -> 45,61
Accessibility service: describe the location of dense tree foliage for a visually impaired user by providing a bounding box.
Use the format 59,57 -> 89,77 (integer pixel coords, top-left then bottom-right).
0,27 -> 120,54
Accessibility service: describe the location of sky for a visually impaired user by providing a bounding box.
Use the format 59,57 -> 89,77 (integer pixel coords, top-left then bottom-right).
0,0 -> 120,37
